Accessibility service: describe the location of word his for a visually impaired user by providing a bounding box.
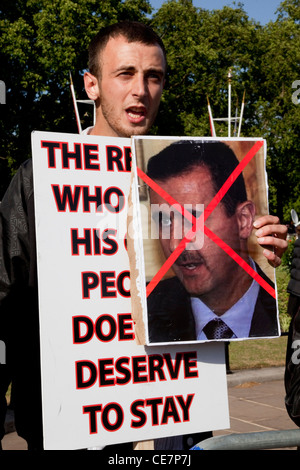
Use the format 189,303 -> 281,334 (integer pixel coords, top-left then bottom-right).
71,228 -> 118,256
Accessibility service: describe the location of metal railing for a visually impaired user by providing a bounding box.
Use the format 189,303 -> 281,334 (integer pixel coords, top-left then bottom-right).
194,429 -> 300,450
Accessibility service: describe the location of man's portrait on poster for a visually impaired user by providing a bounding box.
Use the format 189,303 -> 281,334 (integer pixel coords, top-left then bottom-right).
133,138 -> 280,345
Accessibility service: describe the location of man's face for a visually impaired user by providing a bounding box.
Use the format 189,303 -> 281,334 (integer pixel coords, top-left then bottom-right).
94,36 -> 165,137
150,166 -> 247,306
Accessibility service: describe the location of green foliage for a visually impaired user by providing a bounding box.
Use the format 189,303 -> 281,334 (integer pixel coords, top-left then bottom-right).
282,238 -> 296,271
0,0 -> 152,196
276,263 -> 291,332
0,0 -> 299,221
151,0 -> 300,221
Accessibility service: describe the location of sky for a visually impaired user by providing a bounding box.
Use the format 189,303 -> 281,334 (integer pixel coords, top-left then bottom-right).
149,0 -> 283,24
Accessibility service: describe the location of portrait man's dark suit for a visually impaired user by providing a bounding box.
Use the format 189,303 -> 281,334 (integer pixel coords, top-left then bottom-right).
147,263 -> 278,343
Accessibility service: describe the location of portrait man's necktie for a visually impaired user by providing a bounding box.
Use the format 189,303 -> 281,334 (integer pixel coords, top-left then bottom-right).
203,318 -> 234,339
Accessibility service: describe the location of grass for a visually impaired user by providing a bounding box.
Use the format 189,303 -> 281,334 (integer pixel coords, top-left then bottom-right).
228,335 -> 288,370
228,263 -> 291,370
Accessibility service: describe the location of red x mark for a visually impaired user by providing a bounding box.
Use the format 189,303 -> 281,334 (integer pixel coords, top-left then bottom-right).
136,140 -> 276,300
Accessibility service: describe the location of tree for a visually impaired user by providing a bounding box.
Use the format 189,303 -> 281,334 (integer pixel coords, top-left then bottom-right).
1,0 -> 299,221
151,0 -> 300,220
151,1 -> 263,137
0,0 -> 152,197
252,0 -> 300,221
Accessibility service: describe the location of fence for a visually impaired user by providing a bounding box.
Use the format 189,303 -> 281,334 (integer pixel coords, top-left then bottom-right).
195,429 -> 300,450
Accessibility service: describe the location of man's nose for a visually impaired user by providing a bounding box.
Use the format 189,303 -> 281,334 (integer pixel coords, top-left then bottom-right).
169,231 -> 182,253
169,220 -> 199,253
132,74 -> 148,98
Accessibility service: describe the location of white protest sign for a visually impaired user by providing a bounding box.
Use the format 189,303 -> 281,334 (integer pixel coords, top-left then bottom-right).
32,131 -> 229,450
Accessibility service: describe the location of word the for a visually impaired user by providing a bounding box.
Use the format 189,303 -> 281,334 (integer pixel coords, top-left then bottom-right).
41,141 -> 131,171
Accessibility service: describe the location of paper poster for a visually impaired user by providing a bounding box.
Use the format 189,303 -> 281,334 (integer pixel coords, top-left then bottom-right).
31,131 -> 229,450
129,137 -> 280,346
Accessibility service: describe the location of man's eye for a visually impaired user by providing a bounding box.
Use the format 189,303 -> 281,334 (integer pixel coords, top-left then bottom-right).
147,73 -> 163,83
149,73 -> 160,80
118,71 -> 133,78
161,217 -> 171,227
158,213 -> 171,227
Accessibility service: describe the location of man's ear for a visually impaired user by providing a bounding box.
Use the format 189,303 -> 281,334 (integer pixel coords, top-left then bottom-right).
84,72 -> 100,101
236,201 -> 256,239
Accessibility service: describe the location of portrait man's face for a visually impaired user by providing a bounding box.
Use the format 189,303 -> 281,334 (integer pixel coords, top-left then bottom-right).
150,165 -> 255,311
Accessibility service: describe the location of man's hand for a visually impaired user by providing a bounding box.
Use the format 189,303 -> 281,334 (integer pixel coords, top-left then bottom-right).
253,215 -> 288,267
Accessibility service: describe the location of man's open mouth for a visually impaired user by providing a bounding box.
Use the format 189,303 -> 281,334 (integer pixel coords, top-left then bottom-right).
126,107 -> 146,122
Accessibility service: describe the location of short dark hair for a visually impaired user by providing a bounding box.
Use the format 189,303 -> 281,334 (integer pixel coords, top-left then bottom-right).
146,140 -> 248,217
88,21 -> 167,79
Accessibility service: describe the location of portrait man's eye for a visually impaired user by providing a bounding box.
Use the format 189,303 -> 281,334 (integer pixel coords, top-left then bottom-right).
158,212 -> 172,227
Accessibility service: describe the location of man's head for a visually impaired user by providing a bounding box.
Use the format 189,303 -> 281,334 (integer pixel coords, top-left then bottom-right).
88,21 -> 167,81
84,21 -> 166,137
147,141 -> 256,313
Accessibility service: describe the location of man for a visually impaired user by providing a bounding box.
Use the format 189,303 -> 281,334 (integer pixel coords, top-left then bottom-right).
146,140 -> 282,343
285,225 -> 300,426
0,21 -> 287,450
0,20 -> 166,451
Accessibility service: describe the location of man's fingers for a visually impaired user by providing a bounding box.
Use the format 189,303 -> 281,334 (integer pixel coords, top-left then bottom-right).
262,248 -> 282,268
254,217 -> 288,267
255,224 -> 288,240
256,235 -> 288,250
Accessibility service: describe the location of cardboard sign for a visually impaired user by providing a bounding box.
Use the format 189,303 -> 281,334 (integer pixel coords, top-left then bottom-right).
129,137 -> 280,346
31,131 -> 229,450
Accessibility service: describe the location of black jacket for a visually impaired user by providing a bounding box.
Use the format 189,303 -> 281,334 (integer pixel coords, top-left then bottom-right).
287,238 -> 300,297
285,237 -> 300,426
0,159 -> 43,448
